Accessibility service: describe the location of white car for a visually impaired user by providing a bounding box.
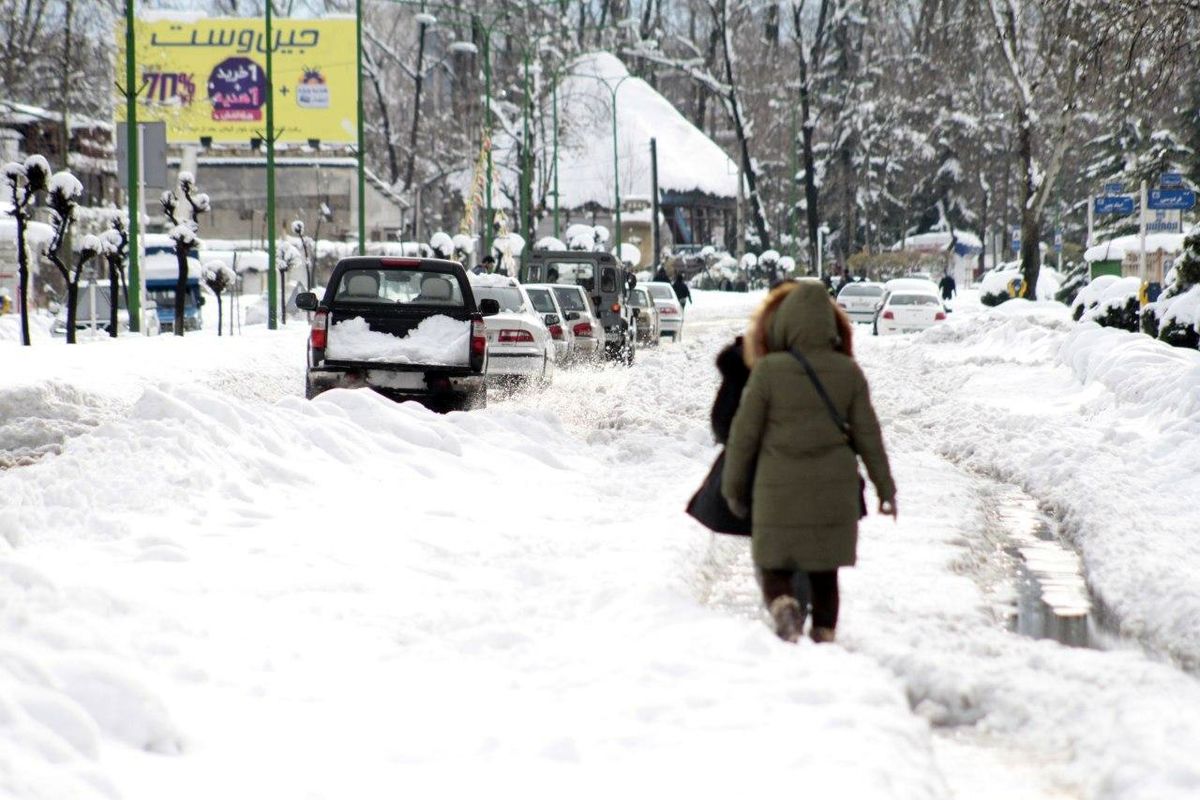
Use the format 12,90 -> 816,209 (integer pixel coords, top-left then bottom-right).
549,284 -> 603,362
645,281 -> 683,340
524,284 -> 577,364
874,291 -> 947,335
836,281 -> 885,323
883,277 -> 941,298
469,274 -> 556,386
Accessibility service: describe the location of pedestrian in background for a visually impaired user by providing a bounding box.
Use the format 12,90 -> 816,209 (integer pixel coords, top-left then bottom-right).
672,271 -> 692,308
722,280 -> 896,644
939,271 -> 957,302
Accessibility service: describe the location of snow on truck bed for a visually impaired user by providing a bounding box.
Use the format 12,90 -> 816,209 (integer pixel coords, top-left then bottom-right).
324,315 -> 469,366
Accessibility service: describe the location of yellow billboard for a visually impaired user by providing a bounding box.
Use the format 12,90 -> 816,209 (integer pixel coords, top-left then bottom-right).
115,17 -> 359,145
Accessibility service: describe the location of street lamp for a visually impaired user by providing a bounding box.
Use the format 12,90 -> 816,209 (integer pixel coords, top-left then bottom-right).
817,224 -> 830,279
560,70 -> 634,254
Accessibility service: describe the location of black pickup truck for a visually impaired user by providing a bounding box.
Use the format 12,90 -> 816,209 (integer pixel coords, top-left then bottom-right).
297,256 -> 498,412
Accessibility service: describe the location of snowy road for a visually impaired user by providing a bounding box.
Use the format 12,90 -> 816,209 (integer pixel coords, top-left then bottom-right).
2,292 -> 1199,799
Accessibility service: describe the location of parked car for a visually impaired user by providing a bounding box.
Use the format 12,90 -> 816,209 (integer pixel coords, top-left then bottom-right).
524,284 -> 577,364
836,281 -> 885,323
51,279 -> 161,337
144,242 -> 204,333
874,290 -> 947,335
469,274 -> 557,387
524,250 -> 637,365
645,281 -> 683,340
299,256 -> 493,411
628,285 -> 660,346
549,284 -> 603,362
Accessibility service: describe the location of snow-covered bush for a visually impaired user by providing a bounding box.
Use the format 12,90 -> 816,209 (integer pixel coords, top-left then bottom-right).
1071,274 -> 1118,321
1155,286 -> 1200,349
534,236 -> 566,252
2,154 -> 51,345
203,260 -> 236,337
161,173 -> 209,335
429,231 -> 454,259
981,264 -> 1060,307
1081,276 -> 1141,331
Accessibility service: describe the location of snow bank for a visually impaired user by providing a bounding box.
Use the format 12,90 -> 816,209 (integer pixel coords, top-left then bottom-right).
979,266 -> 1060,301
324,315 -> 469,365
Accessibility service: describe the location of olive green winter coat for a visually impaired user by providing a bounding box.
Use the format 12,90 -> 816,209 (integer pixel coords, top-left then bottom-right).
722,281 -> 896,571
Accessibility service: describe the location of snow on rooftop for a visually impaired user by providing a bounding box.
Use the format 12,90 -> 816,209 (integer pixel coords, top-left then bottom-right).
550,52 -> 739,209
1083,232 -> 1187,263
893,229 -> 983,254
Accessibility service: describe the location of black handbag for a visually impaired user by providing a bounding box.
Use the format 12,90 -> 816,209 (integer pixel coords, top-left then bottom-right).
789,351 -> 868,519
686,449 -> 752,536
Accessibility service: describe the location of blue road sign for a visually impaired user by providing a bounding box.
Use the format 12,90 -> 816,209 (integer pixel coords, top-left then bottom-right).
1103,182 -> 1124,194
1161,172 -> 1184,188
1011,228 -> 1020,254
1054,229 -> 1063,253
1094,195 -> 1135,215
1147,189 -> 1196,211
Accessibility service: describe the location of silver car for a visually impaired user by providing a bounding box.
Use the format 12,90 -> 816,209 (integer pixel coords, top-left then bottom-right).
836,281 -> 885,323
524,284 -> 577,364
548,284 -> 603,362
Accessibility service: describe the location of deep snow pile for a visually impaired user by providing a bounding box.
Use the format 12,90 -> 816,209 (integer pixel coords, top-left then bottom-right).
897,299 -> 1200,670
5,289 -> 1200,799
324,315 -> 469,365
0,291 -> 943,799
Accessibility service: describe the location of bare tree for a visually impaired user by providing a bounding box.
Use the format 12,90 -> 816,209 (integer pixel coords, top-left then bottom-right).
161,172 -> 210,336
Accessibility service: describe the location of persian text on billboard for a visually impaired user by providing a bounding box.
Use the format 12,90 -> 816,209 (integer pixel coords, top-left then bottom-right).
115,18 -> 358,145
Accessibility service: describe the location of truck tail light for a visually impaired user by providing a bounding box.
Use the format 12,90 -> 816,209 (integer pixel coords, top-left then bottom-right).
610,303 -> 621,313
549,324 -> 564,340
380,258 -> 421,267
310,309 -> 329,349
572,322 -> 593,337
882,310 -> 894,320
471,317 -> 487,356
498,329 -> 534,343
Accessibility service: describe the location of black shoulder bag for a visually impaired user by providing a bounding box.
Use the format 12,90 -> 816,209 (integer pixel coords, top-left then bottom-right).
789,351 -> 868,519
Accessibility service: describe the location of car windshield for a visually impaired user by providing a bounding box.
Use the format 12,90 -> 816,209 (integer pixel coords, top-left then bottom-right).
840,284 -> 882,297
526,288 -> 557,314
629,289 -> 650,307
473,286 -> 526,313
551,286 -> 589,313
147,286 -> 199,307
647,284 -> 675,300
889,293 -> 940,306
538,262 -> 594,285
334,268 -> 464,306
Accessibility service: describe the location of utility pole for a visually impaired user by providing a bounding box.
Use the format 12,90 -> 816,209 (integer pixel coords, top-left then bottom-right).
1138,180 -> 1148,288
481,21 -> 494,261
356,0 -> 366,254
266,0 -> 278,330
650,137 -> 660,272
124,0 -> 141,332
552,81 -> 560,240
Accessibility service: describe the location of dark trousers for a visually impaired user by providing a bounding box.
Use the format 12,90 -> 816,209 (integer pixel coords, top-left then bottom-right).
758,568 -> 840,629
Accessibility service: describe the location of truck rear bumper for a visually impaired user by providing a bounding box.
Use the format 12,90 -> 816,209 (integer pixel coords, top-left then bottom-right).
307,367 -> 486,410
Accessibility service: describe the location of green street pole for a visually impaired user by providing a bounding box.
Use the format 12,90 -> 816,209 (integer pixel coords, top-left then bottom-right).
551,80 -> 559,240
482,25 -> 493,262
607,77 -> 630,256
356,0 -> 366,254
265,0 -> 277,330
520,49 -> 531,254
124,0 -> 140,332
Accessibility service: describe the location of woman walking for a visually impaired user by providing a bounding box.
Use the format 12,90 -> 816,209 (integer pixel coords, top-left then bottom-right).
722,280 -> 896,643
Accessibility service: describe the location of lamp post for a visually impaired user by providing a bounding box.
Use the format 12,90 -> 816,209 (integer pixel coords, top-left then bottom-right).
559,70 -> 633,254
265,0 -> 277,330
123,0 -> 141,333
817,224 -> 830,279
356,0 -> 366,255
